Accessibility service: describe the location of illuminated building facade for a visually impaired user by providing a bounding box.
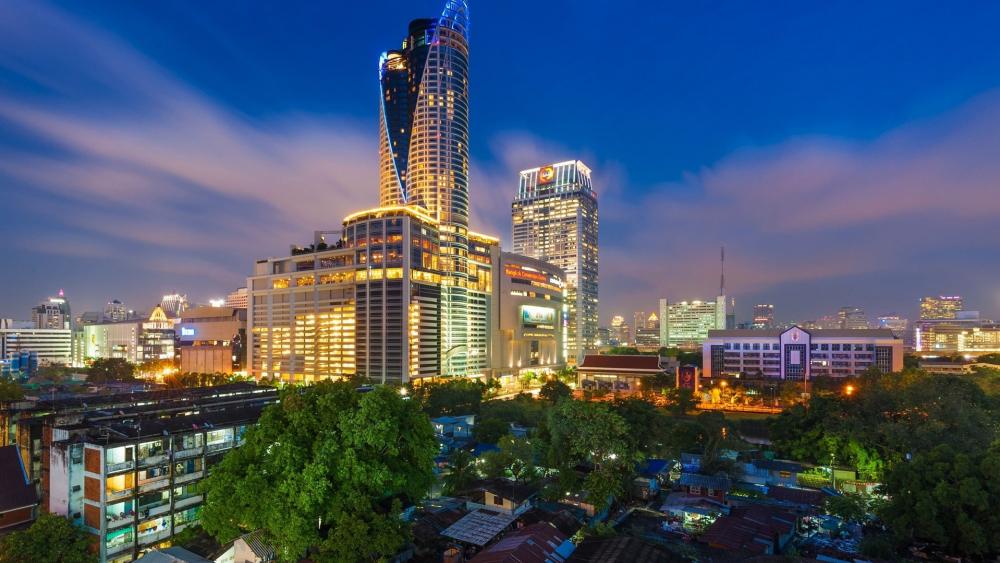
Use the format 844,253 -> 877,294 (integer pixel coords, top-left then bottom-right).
224,287 -> 248,310
378,1 -> 473,375
914,311 -> 999,354
609,315 -> 629,347
81,309 -> 175,364
0,319 -> 72,369
344,206 -> 447,383
920,295 -> 963,319
159,294 -> 188,318
33,292 -> 71,330
103,300 -> 128,322
876,315 -> 909,341
838,306 -> 869,330
659,297 -> 726,348
703,326 -> 903,379
248,243 -> 356,384
752,304 -> 775,329
513,160 -> 599,363
493,253 -> 565,379
177,306 -> 246,374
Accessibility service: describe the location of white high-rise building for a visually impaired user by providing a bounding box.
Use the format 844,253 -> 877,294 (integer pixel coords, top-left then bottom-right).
659,296 -> 727,348
513,161 -> 598,363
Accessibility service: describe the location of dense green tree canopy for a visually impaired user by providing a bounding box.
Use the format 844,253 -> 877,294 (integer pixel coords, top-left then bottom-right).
0,512 -> 96,563
200,381 -> 438,562
879,443 -> 1000,557
480,435 -> 542,483
538,379 -> 572,404
410,378 -> 485,417
87,357 -> 135,383
0,378 -> 25,402
544,400 -> 637,510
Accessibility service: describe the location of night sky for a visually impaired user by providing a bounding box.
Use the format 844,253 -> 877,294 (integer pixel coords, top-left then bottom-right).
2,0 -> 999,325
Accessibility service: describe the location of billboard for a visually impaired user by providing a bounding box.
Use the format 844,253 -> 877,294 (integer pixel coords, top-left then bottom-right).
520,305 -> 556,328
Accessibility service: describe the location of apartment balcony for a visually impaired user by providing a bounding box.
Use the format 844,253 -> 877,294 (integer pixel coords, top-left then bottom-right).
106,460 -> 135,474
138,453 -> 170,468
106,512 -> 135,530
173,447 -> 203,460
205,441 -> 234,454
105,538 -> 134,557
138,501 -> 171,519
174,495 -> 203,509
137,528 -> 171,546
174,520 -> 198,534
174,470 -> 203,485
138,477 -> 170,494
106,488 -> 134,502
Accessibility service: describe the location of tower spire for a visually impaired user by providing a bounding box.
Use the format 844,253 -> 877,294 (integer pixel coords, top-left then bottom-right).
720,245 -> 725,296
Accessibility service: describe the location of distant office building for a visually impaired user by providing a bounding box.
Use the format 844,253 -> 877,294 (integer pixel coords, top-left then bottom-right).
609,316 -> 629,347
224,287 -> 248,310
176,306 -> 246,374
513,160 -> 598,363
703,326 -> 903,379
878,315 -> 913,348
103,300 -> 128,322
752,304 -> 775,329
0,319 -> 72,369
659,297 -> 726,348
633,312 -> 647,334
838,307 -> 869,330
596,327 -> 611,347
802,315 -> 841,330
81,308 -> 175,364
160,294 -> 188,318
646,312 -> 659,330
914,310 -> 999,354
32,291 -> 71,330
920,295 -> 963,320
634,327 -> 660,349
492,252 -> 565,380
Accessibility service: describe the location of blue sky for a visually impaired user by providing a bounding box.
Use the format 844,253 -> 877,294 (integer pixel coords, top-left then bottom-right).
2,0 -> 1000,324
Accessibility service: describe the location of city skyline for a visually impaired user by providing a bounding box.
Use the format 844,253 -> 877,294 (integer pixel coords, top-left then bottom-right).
3,1 -> 1000,324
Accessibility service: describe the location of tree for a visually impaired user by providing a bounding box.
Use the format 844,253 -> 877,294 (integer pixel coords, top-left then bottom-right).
0,512 -> 96,563
442,449 -> 478,496
824,494 -> 869,524
665,387 -> 697,416
0,379 -> 25,402
474,418 -> 510,445
411,378 -> 485,417
481,435 -> 541,483
30,364 -> 75,383
611,397 -> 669,456
879,443 -> 1000,557
977,353 -> 1000,366
539,380 -> 572,404
545,400 -> 637,511
87,358 -> 135,383
200,381 -> 438,562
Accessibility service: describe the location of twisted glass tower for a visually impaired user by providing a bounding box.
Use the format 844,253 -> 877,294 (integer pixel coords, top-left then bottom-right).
379,1 -> 473,375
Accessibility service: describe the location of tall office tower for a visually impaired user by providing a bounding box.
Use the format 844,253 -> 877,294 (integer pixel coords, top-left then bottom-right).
609,315 -> 629,347
103,299 -> 128,322
876,315 -> 909,338
513,161 -> 599,363
838,306 -> 869,329
920,295 -> 963,319
32,290 -> 71,330
225,287 -> 249,310
633,312 -> 647,336
752,304 -> 775,329
659,297 -> 727,348
646,312 -> 659,330
161,294 -> 189,318
378,1 -> 472,375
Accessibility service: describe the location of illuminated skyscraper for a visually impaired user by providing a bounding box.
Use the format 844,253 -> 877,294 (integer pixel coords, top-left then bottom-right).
752,304 -> 775,329
379,0 -> 473,374
161,293 -> 188,318
919,295 -> 963,319
32,291 -> 71,330
659,297 -> 726,348
513,161 -> 599,363
838,306 -> 869,330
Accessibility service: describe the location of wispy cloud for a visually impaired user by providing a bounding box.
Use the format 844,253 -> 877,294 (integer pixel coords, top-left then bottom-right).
1,0 -> 998,321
